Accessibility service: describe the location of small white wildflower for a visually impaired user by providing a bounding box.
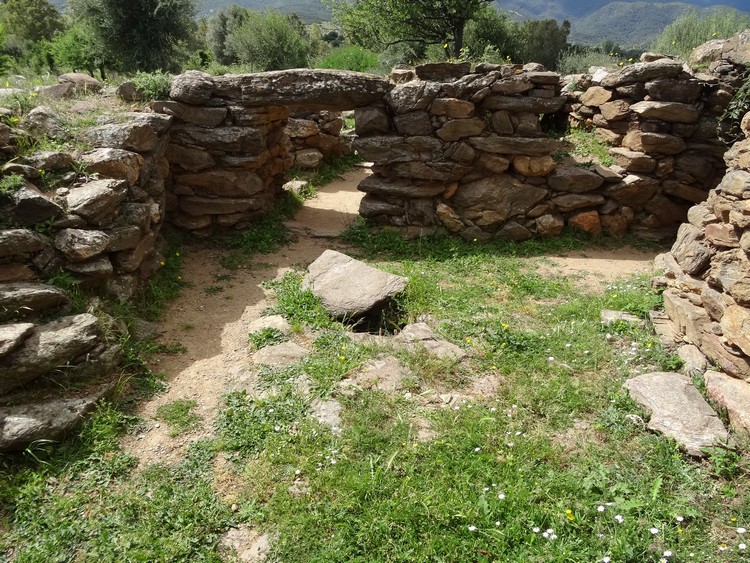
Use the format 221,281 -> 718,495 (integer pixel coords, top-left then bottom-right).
740,543 -> 747,550
546,528 -> 554,534
468,525 -> 477,532
268,408 -> 274,413
547,356 -> 555,362
565,343 -> 572,348
330,459 -> 337,464
549,534 -> 558,540
533,527 -> 540,533
495,521 -> 501,526
490,407 -> 497,412
512,404 -> 518,409
474,447 -> 481,452
542,531 -> 549,538
664,550 -> 673,557
295,469 -> 301,475
597,505 -> 606,512
614,514 -> 624,524
650,527 -> 659,535
274,425 -> 281,432
676,516 -> 684,522
738,527 -> 747,534
498,492 -> 506,500
483,487 -> 489,492
602,558 -> 611,563
506,442 -> 514,447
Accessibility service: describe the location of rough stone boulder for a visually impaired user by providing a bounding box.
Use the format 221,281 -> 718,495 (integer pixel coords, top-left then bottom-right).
23,106 -> 67,140
83,113 -> 172,152
0,389 -> 110,452
11,184 -> 64,226
0,323 -> 35,357
81,148 -> 144,187
65,179 -> 128,225
209,69 -> 393,111
704,370 -> 750,436
58,72 -> 102,93
623,371 -> 728,456
0,313 -> 100,394
0,282 -> 70,322
600,60 -> 685,88
302,250 -> 408,318
394,323 -> 466,361
0,229 -> 48,258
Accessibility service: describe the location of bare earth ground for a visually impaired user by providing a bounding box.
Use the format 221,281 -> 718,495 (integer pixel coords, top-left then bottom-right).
120,168 -> 660,467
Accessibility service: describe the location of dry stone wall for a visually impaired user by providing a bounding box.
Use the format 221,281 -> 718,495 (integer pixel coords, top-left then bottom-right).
354,59 -> 730,241
655,112 -> 750,434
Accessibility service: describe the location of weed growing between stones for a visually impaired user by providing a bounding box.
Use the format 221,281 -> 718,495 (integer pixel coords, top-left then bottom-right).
249,327 -> 289,350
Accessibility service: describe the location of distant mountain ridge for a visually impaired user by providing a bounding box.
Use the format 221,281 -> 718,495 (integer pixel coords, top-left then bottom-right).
48,0 -> 750,48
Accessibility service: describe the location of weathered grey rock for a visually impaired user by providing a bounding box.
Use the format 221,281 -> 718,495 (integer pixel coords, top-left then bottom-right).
175,169 -> 264,198
295,148 -> 324,169
152,100 -> 227,127
0,313 -> 99,394
550,193 -> 605,212
81,148 -> 144,187
115,81 -> 142,102
623,131 -> 686,155
248,315 -> 291,334
662,289 -> 710,346
701,332 -> 750,381
170,70 -> 215,105
310,398 -> 342,434
0,323 -> 35,358
3,163 -> 40,180
302,250 -> 408,318
35,83 -> 76,100
430,98 -> 474,118
415,62 -> 471,81
513,155 -> 556,177
213,69 -> 392,111
664,181 -> 710,204
600,60 -> 685,88
704,370 -> 750,436
436,118 -> 485,141
536,213 -> 564,236
357,175 -> 446,198
170,125 -> 265,154
678,344 -> 708,376
179,196 -> 266,216
0,229 -> 48,258
548,167 -> 604,193
671,223 -> 712,276
394,322 -> 466,361
387,81 -> 440,114
11,184 -> 64,225
580,86 -> 613,106
608,148 -> 656,173
113,232 -> 155,272
645,79 -> 702,103
689,39 -> 728,65
492,76 -> 533,95
435,202 -> 464,232
0,282 -> 69,322
65,179 -> 128,225
23,106 -> 67,140
600,309 -> 643,326
469,135 -> 563,156
0,392 -> 109,452
359,194 -> 404,218
54,229 -> 110,262
354,106 -> 391,135
252,341 -> 308,367
453,176 -> 547,220
84,120 -> 159,152
606,174 -> 658,206
25,151 -> 74,171
353,135 -> 442,163
720,305 -> 750,356
630,101 -> 700,123
623,371 -> 728,456
59,72 -> 102,92
165,143 -> 215,172
339,355 -> 409,394
599,99 -> 631,121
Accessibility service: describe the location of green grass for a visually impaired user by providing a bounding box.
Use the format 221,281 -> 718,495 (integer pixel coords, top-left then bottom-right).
3,218 -> 748,561
156,399 -> 203,437
249,327 -> 289,350
565,127 -> 615,166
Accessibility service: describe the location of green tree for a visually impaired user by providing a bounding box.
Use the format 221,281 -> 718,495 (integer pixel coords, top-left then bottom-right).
206,4 -> 251,65
517,19 -> 570,70
464,5 -> 519,62
68,0 -> 197,72
225,11 -> 309,71
50,22 -> 106,76
326,0 -> 494,59
0,0 -> 63,43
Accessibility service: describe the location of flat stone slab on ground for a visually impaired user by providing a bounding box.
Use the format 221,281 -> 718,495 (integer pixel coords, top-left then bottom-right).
339,355 -> 410,394
623,371 -> 728,456
302,249 -> 407,318
310,398 -> 342,434
600,309 -> 644,327
251,341 -> 308,368
394,322 -> 467,361
0,322 -> 35,357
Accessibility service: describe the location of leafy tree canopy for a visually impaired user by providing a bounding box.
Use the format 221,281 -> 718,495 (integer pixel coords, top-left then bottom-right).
326,0 -> 494,58
0,0 -> 63,43
68,0 -> 197,72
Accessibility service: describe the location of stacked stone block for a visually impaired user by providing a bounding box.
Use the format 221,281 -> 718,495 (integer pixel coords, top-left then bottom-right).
286,109 -> 351,169
566,58 -> 727,238
355,60 -> 730,241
